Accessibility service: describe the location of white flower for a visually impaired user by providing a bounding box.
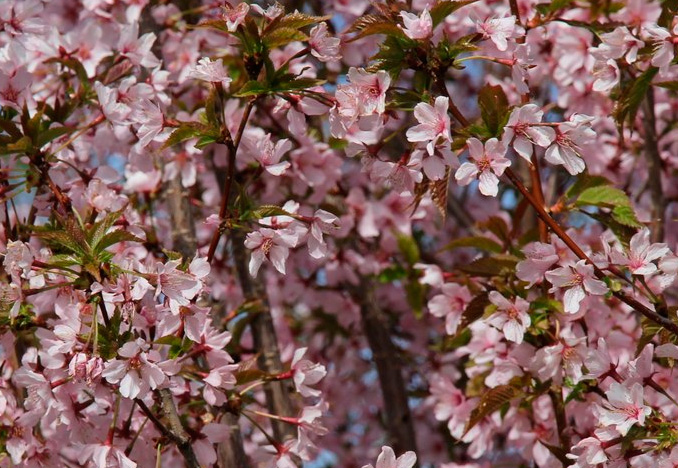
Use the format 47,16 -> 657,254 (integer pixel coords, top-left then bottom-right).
188,57 -> 232,87
596,382 -> 651,435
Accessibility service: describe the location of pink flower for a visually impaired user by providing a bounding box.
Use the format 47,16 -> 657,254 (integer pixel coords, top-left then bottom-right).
545,114 -> 596,175
516,242 -> 560,287
503,104 -> 555,161
78,444 -> 137,468
102,339 -> 166,399
596,382 -> 651,435
0,67 -> 31,111
244,227 -> 300,276
131,99 -> 164,147
291,347 -> 327,398
609,227 -> 670,276
406,96 -> 451,155
68,353 -> 104,385
148,258 -> 207,313
347,67 -> 391,115
117,22 -> 160,68
486,292 -> 531,344
254,134 -> 292,176
476,16 -> 520,51
592,59 -> 620,93
455,137 -> 510,197
188,57 -> 233,88
399,8 -> 432,40
644,25 -> 677,73
567,437 -> 608,467
545,260 -> 608,314
590,27 -> 642,63
307,209 -> 340,259
95,81 -> 133,126
361,446 -> 417,468
309,23 -> 342,62
428,283 -> 473,335
3,240 -> 33,279
222,2 -> 249,32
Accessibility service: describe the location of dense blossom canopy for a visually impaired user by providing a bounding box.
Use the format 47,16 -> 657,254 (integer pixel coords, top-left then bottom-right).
2,0 -> 678,467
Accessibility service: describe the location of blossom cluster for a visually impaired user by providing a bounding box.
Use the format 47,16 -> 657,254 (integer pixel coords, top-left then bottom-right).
2,0 -> 678,468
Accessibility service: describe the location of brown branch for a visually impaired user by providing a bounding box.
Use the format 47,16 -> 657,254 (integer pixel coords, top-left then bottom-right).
428,73 -> 678,335
136,396 -> 200,468
641,88 -> 667,243
352,282 -> 418,458
206,98 -> 256,263
504,167 -> 678,335
232,230 -> 298,443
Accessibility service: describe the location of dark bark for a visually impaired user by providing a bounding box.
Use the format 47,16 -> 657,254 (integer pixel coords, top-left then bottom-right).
354,283 -> 418,457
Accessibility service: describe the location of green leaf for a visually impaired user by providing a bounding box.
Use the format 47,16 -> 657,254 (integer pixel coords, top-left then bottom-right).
162,123 -> 211,149
465,384 -> 520,434
377,265 -> 408,283
36,125 -> 75,148
346,15 -> 405,41
1,135 -> 32,155
443,236 -> 503,253
396,234 -> 420,265
367,35 -> 413,77
565,174 -> 612,199
611,205 -> 642,228
95,230 -> 144,253
249,205 -> 293,219
268,12 -> 330,31
459,256 -> 517,276
405,281 -> 425,318
235,81 -> 270,97
478,84 -> 509,136
262,27 -> 308,48
535,0 -> 575,15
430,0 -> 478,27
575,185 -> 632,208
154,335 -> 183,346
614,66 -> 658,131
273,77 -> 326,93
582,210 -> 637,247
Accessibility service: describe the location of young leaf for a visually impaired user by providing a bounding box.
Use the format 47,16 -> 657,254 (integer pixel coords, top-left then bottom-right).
614,66 -> 658,132
478,84 -> 509,136
465,384 -> 520,434
575,185 -> 632,208
443,236 -> 504,253
430,0 -> 478,27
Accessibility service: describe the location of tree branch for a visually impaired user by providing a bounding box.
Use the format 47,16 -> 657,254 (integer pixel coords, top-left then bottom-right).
641,88 -> 666,243
352,282 -> 418,458
232,230 -> 298,443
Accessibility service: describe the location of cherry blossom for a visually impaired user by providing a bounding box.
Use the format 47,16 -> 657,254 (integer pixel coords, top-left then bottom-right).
188,57 -> 233,87
361,446 -> 417,468
406,96 -> 452,155
101,339 -> 166,399
244,227 -> 300,276
455,137 -> 510,197
596,382 -> 651,436
544,115 -> 596,175
609,227 -> 670,276
545,260 -> 608,314
399,8 -> 433,40
502,104 -> 556,161
486,292 -> 531,344
309,23 -> 342,62
476,16 -> 521,51
428,283 -> 473,335
291,347 -> 327,398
